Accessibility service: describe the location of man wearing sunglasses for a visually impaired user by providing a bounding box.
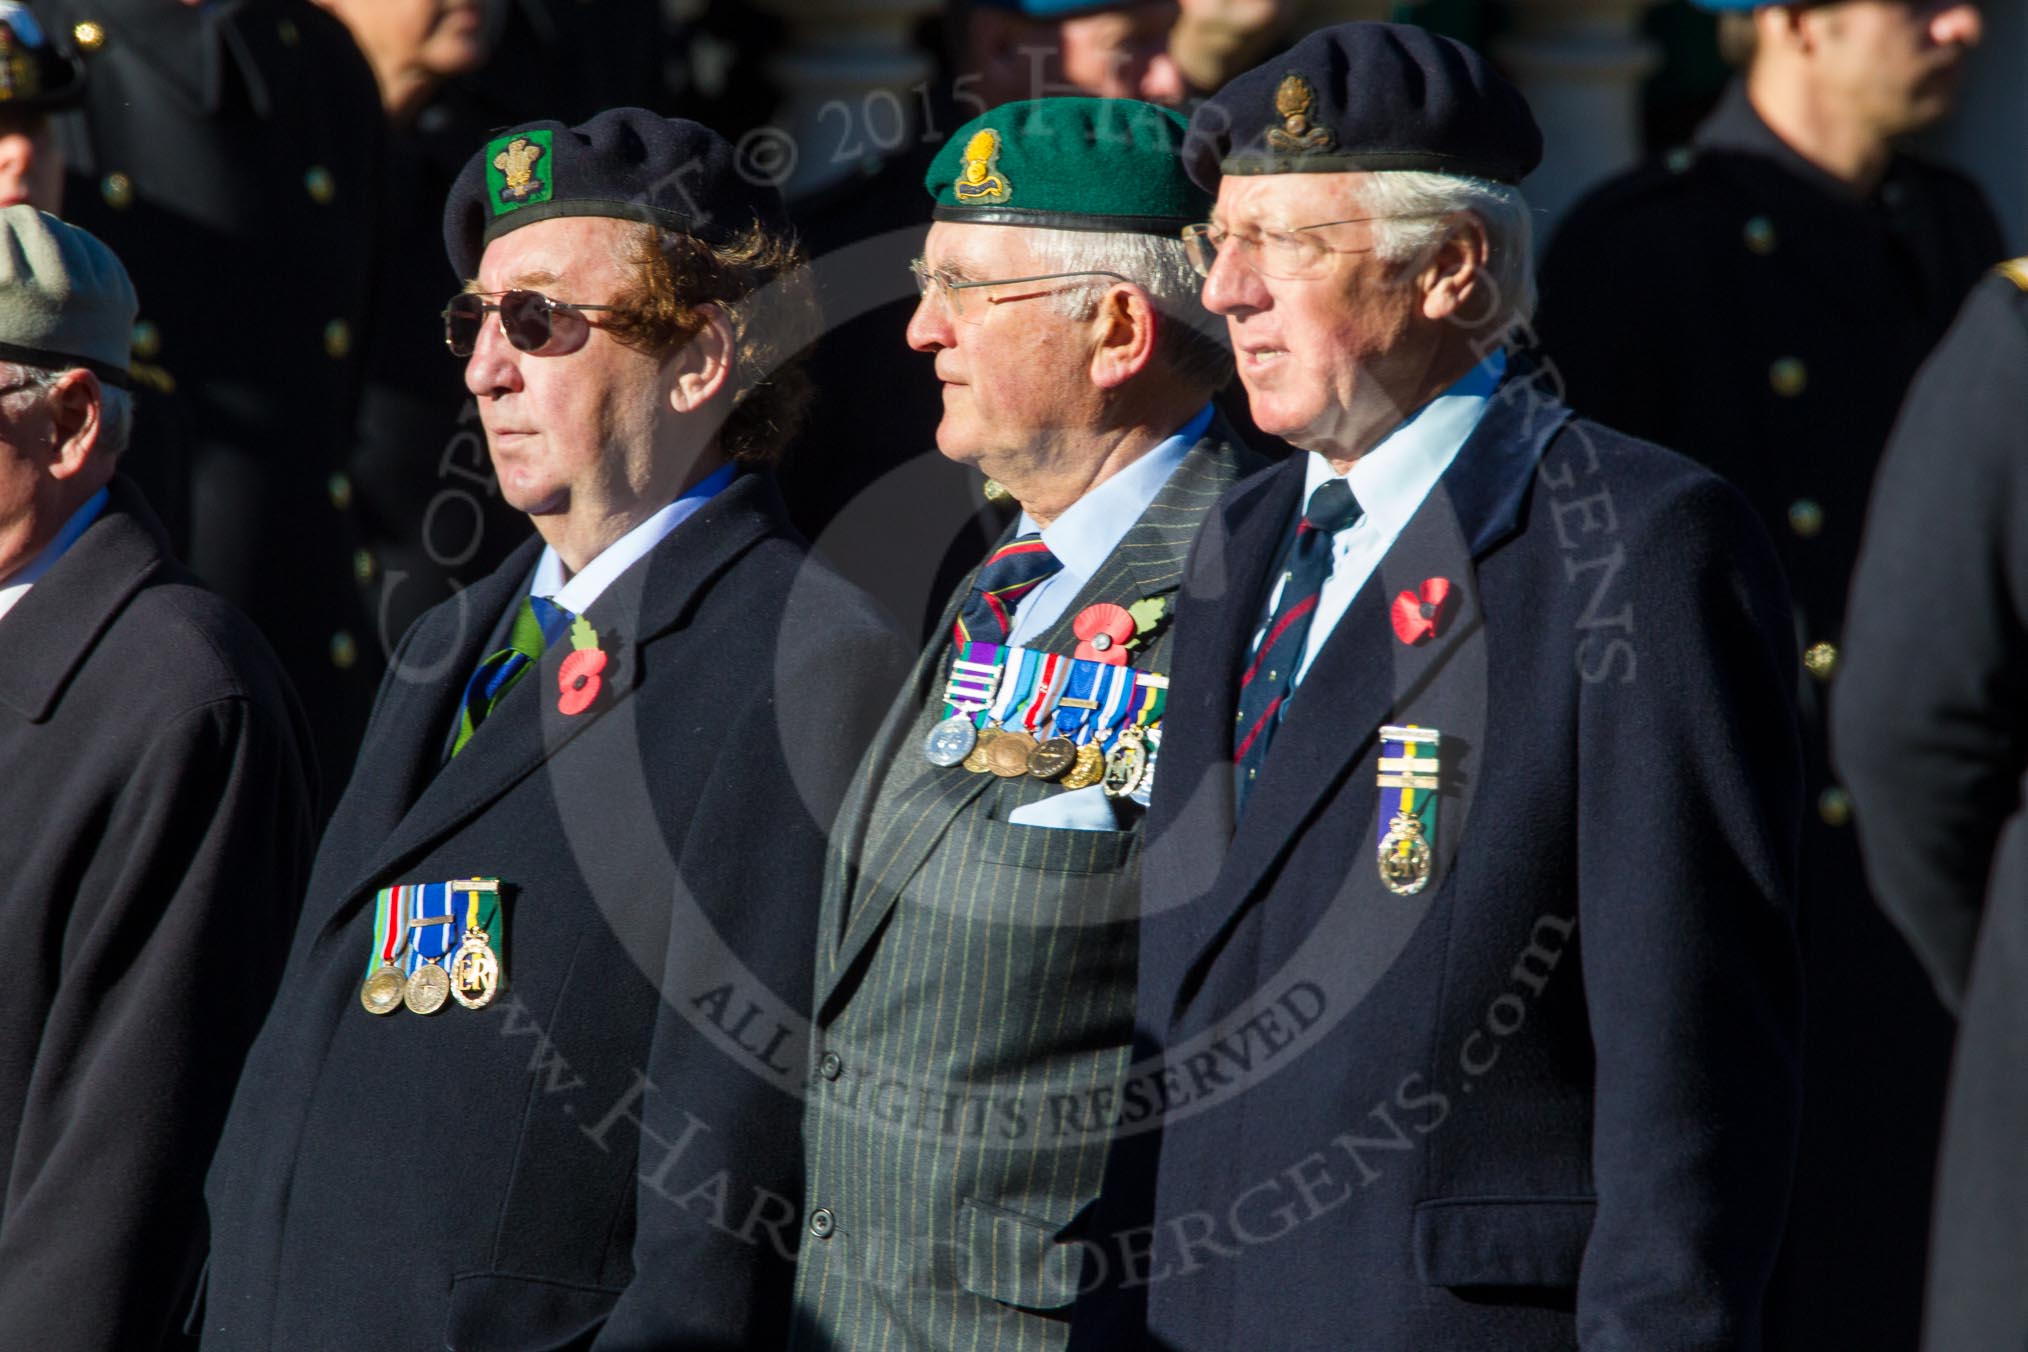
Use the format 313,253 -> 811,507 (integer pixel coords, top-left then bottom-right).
792,97 -> 1256,1352
197,109 -> 908,1351
1099,24 -> 1806,1351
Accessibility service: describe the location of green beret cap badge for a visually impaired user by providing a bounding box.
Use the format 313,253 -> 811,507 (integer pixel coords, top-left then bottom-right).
487,130 -> 553,216
953,128 -> 1012,206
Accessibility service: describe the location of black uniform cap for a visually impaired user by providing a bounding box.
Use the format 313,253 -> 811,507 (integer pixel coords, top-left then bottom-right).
1183,22 -> 1541,191
444,107 -> 789,279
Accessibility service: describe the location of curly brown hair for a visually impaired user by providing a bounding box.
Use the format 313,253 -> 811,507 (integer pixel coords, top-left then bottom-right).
602,219 -> 819,464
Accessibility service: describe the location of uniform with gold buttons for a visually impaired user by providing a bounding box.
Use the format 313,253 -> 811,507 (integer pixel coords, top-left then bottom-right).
1537,71 -> 2005,1352
43,0 -> 384,811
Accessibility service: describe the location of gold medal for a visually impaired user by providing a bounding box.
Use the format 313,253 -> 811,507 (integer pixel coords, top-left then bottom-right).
450,929 -> 501,1009
404,959 -> 451,1015
1060,742 -> 1106,790
359,963 -> 405,1016
987,729 -> 1038,777
963,725 -> 1001,773
1026,735 -> 1078,781
1377,810 -> 1434,895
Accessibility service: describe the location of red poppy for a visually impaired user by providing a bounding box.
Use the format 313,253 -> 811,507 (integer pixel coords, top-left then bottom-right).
1390,577 -> 1454,646
1072,603 -> 1136,665
557,647 -> 607,715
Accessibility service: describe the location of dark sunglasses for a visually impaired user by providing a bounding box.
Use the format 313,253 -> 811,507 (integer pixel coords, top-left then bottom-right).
442,289 -> 619,358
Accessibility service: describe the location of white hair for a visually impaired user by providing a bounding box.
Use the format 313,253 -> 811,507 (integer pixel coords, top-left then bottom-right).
1354,171 -> 1537,341
1020,226 -> 1233,391
4,362 -> 132,457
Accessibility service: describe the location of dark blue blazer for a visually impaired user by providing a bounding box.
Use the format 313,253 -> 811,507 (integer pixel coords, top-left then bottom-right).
1116,365 -> 1804,1350
197,472 -> 907,1352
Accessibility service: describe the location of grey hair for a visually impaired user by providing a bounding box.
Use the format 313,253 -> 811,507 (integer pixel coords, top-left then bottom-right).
1020,226 -> 1234,392
3,362 -> 132,458
1354,171 -> 1537,341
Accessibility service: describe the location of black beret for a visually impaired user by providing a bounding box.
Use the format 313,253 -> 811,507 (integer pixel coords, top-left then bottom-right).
1184,23 -> 1541,191
443,108 -> 789,279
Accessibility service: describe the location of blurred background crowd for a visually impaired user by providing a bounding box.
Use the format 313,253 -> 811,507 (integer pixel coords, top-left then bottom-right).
0,0 -> 2016,1347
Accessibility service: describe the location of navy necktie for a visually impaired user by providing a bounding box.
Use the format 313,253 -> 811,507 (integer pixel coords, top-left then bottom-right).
953,532 -> 1063,647
1232,478 -> 1363,814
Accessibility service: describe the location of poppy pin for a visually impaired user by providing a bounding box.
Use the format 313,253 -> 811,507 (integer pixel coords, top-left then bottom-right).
557,615 -> 606,715
1390,577 -> 1454,646
1073,603 -> 1136,666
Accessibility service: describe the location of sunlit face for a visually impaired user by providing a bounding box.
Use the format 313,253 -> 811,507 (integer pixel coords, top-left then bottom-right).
463,217 -> 673,534
1199,172 -> 1431,457
904,221 -> 1107,482
971,1 -> 1185,107
312,0 -> 489,84
0,110 -> 61,212
1802,0 -> 1982,138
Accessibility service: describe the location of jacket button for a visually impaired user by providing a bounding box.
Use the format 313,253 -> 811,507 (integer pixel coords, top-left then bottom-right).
353,549 -> 377,585
329,631 -> 358,670
72,21 -> 105,51
1787,499 -> 1823,538
1818,786 -> 1852,828
1804,641 -> 1838,681
100,173 -> 133,210
305,166 -> 336,205
327,471 -> 353,511
809,1207 -> 835,1239
323,319 -> 352,360
131,319 -> 161,361
1769,357 -> 1807,398
818,1052 -> 842,1080
1742,216 -> 1778,255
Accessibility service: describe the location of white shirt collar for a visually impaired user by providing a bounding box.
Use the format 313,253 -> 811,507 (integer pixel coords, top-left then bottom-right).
529,464 -> 735,615
1304,351 -> 1506,530
1017,402 -> 1214,580
0,486 -> 109,626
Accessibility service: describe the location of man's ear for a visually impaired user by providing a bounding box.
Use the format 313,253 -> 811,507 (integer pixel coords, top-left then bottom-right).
44,368 -> 102,478
1089,283 -> 1159,390
667,303 -> 735,414
1418,215 -> 1490,325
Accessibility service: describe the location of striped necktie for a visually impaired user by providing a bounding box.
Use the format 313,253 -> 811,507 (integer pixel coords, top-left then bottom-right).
952,532 -> 1063,647
1232,478 -> 1364,814
449,594 -> 573,758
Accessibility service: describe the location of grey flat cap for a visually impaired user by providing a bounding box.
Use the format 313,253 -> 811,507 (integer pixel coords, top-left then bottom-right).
0,205 -> 135,388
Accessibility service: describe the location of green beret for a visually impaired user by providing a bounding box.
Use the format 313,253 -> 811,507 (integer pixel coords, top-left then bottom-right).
924,97 -> 1208,235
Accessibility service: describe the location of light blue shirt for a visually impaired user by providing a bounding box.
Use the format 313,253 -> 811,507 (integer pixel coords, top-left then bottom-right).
0,486 -> 108,626
1004,402 -> 1214,649
1278,352 -> 1505,687
528,464 -> 736,615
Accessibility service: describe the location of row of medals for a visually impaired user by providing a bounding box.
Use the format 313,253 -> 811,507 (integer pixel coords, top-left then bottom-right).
925,714 -> 1154,801
359,925 -> 501,1017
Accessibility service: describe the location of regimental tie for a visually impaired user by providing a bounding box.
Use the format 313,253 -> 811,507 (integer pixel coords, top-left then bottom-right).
952,533 -> 1063,647
1232,477 -> 1364,813
449,593 -> 574,758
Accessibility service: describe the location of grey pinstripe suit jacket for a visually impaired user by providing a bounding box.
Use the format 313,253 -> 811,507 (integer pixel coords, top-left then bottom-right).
792,427 -> 1257,1352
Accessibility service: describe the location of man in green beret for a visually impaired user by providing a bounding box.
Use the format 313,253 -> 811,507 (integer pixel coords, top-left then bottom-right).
791,96 -> 1256,1352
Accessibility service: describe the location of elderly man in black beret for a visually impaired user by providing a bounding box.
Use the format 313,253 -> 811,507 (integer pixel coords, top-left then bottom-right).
1095,23 -> 1807,1350
0,206 -> 314,1352
196,110 -> 907,1351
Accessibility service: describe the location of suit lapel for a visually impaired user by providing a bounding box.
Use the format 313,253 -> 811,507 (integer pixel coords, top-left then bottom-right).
319,473 -> 784,938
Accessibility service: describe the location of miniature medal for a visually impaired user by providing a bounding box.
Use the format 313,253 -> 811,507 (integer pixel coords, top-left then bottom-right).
404,960 -> 451,1015
1102,727 -> 1149,799
360,963 -> 405,1016
450,929 -> 501,1009
1375,725 -> 1441,895
1026,735 -> 1078,781
987,729 -> 1039,777
1377,812 -> 1434,895
1061,742 -> 1107,790
924,715 -> 978,767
